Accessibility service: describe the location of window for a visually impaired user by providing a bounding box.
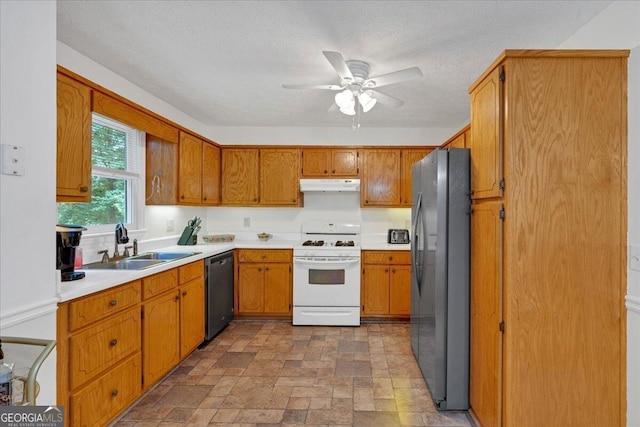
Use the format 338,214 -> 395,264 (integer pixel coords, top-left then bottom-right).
58,113 -> 144,233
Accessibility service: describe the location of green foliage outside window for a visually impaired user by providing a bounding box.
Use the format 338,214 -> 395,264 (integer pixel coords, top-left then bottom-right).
57,121 -> 129,226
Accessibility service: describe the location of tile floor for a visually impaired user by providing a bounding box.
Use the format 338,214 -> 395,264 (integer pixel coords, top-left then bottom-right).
112,321 -> 473,426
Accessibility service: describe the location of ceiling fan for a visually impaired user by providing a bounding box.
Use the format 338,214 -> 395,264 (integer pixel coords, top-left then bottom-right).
283,51 -> 423,117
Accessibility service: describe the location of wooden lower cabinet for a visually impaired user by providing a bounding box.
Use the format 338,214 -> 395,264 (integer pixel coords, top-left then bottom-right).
236,249 -> 292,316
142,288 -> 180,389
361,251 -> 411,317
57,280 -> 142,427
69,353 -> 141,427
58,261 -> 206,426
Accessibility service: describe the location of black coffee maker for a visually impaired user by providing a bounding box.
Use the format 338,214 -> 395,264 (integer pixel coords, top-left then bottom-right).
56,224 -> 87,281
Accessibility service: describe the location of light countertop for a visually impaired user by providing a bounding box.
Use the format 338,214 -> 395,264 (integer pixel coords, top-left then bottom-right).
59,238 -> 410,302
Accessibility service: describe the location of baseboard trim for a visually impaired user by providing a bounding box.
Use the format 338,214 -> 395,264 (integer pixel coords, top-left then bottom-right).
626,294 -> 640,314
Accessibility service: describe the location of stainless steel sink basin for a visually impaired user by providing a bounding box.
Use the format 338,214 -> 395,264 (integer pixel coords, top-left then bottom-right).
81,259 -> 165,270
81,251 -> 201,271
129,252 -> 200,261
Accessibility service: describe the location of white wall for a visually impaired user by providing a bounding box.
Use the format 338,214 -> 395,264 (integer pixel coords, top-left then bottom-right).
0,1 -> 58,405
558,2 -> 640,425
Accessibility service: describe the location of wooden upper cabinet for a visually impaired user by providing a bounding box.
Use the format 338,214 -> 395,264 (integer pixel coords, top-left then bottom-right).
146,135 -> 178,205
470,66 -> 502,199
260,148 -> 300,206
57,73 -> 92,202
361,149 -> 401,206
400,149 -> 432,206
301,148 -> 359,177
178,131 -> 202,204
221,148 -> 260,205
202,142 -> 220,205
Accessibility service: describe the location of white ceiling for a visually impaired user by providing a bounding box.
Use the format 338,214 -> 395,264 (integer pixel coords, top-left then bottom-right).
57,1 -> 612,129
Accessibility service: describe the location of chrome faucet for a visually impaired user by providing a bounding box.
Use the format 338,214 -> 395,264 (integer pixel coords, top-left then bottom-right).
113,223 -> 130,258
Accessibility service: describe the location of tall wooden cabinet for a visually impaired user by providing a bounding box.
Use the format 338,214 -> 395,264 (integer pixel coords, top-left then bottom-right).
468,50 -> 628,427
178,131 -> 220,205
361,149 -> 401,206
57,73 -> 92,202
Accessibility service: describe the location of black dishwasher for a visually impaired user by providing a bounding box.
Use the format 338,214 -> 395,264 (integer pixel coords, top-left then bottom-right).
204,250 -> 234,340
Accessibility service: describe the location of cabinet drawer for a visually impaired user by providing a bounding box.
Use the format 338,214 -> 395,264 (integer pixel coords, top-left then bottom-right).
68,281 -> 141,331
363,251 -> 411,264
179,260 -> 203,284
70,352 -> 141,427
69,307 -> 141,390
238,249 -> 291,263
143,268 -> 178,300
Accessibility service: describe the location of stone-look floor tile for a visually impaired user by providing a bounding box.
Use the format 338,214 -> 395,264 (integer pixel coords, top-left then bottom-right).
119,321 -> 472,427
309,397 -> 332,409
291,385 -> 333,398
156,385 -> 212,408
211,408 -> 239,422
234,409 -> 285,423
282,409 -> 308,423
353,387 -> 375,411
286,397 -> 311,409
353,410 -> 401,427
185,408 -> 216,425
335,360 -> 372,377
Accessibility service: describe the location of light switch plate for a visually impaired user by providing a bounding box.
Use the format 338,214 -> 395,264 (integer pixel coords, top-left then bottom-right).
630,245 -> 640,271
1,144 -> 25,176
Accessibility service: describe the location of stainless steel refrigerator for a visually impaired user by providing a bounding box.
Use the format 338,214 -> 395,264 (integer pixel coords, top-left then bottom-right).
410,148 -> 470,410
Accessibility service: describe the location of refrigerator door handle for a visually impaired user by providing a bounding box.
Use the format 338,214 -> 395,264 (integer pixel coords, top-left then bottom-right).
411,192 -> 423,297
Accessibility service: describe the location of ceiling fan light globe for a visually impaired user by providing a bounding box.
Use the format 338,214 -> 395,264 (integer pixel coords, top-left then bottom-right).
339,102 -> 356,115
334,90 -> 354,109
358,92 -> 377,112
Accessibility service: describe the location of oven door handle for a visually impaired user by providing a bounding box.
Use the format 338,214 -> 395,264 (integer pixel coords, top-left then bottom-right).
293,258 -> 360,266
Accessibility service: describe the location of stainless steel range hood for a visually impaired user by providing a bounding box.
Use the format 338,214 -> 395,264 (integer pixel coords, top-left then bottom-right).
299,178 -> 360,192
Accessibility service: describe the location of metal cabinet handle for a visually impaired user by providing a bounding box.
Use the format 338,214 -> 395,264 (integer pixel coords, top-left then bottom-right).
80,186 -> 88,192
182,291 -> 187,296
109,339 -> 118,347
109,300 -> 118,307
175,295 -> 180,301
261,255 -> 267,259
388,256 -> 393,261
265,267 -> 270,271
111,389 -> 119,398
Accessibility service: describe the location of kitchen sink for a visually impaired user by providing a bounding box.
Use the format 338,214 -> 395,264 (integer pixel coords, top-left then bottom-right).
129,252 -> 200,261
81,251 -> 201,271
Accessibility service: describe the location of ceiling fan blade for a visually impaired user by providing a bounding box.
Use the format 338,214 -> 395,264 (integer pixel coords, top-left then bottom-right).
282,84 -> 343,90
368,90 -> 404,108
322,51 -> 354,81
366,67 -> 423,88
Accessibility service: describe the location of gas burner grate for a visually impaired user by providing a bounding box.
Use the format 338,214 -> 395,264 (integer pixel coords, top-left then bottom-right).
302,240 -> 325,246
335,241 -> 355,247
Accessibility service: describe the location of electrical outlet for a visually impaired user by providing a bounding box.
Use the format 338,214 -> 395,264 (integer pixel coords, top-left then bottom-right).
166,219 -> 174,232
243,217 -> 250,228
630,245 -> 640,271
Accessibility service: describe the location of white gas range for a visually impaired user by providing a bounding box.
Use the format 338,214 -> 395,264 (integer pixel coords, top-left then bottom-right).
292,221 -> 361,326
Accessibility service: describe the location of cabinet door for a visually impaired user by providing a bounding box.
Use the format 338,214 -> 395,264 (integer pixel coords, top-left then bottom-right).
400,149 -> 432,206
180,279 -> 205,357
260,148 -> 300,205
264,263 -> 291,314
301,149 -> 331,177
331,148 -> 359,176
362,149 -> 401,206
146,135 -> 178,205
221,148 -> 260,205
178,132 -> 203,204
57,73 -> 92,202
389,265 -> 411,315
470,66 -> 502,199
362,265 -> 390,315
202,142 -> 220,205
238,263 -> 264,313
469,201 -> 503,427
142,291 -> 180,389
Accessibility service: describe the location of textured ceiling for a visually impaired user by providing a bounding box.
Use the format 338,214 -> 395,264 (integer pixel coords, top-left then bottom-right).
57,1 -> 612,128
